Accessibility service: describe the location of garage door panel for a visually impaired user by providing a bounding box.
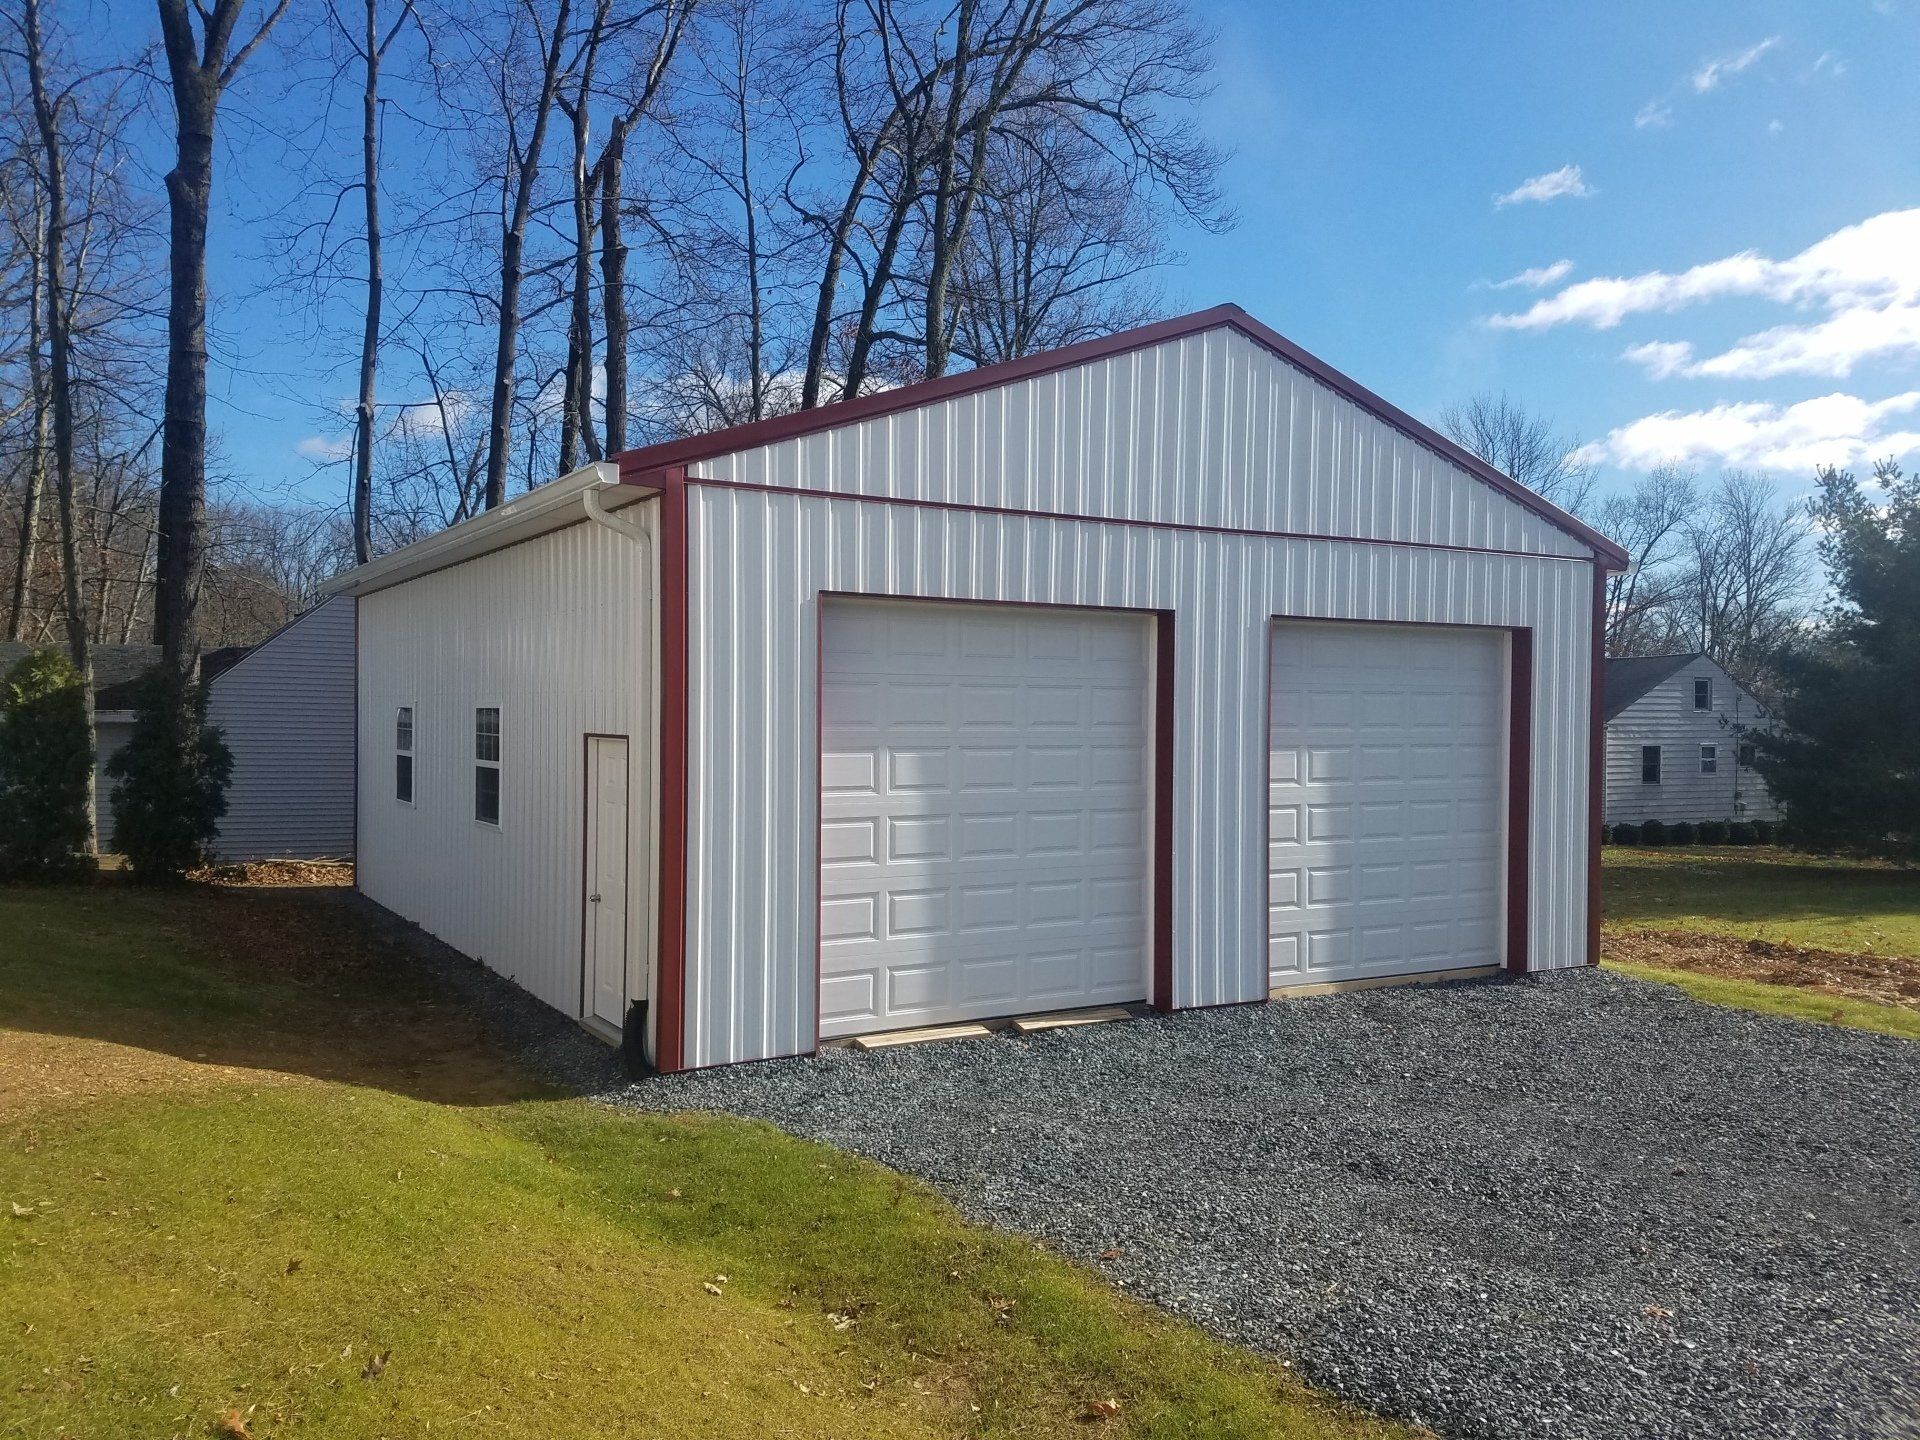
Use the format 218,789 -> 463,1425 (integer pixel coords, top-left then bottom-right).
1269,620 -> 1506,989
821,599 -> 1152,1037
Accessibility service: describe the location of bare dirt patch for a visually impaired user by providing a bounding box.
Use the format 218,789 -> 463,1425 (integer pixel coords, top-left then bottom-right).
1603,927 -> 1920,1012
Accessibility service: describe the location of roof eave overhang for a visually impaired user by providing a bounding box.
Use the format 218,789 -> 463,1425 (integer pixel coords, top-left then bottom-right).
321,463 -> 660,599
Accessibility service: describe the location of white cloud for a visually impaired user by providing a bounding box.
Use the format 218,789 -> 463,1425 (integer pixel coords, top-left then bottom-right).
1634,99 -> 1673,130
1622,340 -> 1696,380
1692,36 -> 1780,92
1574,391 -> 1920,473
1488,259 -> 1575,291
1767,118 -> 1785,136
1494,165 -> 1593,209
296,434 -> 352,462
1492,208 -> 1920,382
1809,51 -> 1846,80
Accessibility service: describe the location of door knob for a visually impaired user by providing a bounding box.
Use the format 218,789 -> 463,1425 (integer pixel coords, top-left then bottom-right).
589,893 -> 602,903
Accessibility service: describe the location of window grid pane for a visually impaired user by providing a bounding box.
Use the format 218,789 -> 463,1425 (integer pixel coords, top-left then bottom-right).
396,706 -> 414,751
396,753 -> 414,803
475,764 -> 501,825
476,707 -> 501,763
1700,744 -> 1717,774
1694,679 -> 1711,710
1641,745 -> 1661,783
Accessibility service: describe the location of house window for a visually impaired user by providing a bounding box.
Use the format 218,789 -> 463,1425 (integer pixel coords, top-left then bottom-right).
395,707 -> 414,804
1700,744 -> 1718,774
1641,745 -> 1662,783
1694,678 -> 1712,710
475,707 -> 501,826
1739,742 -> 1757,768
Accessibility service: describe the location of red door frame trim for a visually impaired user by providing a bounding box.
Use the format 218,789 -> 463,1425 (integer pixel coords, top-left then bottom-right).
1587,562 -> 1607,967
813,591 -> 1176,1042
1260,616 -> 1534,991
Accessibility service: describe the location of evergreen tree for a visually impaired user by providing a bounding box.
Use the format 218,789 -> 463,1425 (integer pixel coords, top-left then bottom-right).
0,650 -> 94,880
105,667 -> 233,881
1752,461 -> 1920,858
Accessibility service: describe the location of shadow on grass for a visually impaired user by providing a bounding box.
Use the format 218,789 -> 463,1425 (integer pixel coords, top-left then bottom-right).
0,877 -> 572,1107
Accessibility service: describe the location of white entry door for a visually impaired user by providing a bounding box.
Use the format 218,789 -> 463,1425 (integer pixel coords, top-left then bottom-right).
583,735 -> 631,1030
819,598 -> 1153,1038
1268,621 -> 1506,988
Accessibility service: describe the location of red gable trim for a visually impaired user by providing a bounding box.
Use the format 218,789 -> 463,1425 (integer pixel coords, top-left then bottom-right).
609,303 -> 1630,571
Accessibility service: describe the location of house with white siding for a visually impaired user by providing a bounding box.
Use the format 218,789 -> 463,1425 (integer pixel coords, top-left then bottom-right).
1603,653 -> 1780,826
204,595 -> 357,861
322,305 -> 1629,1073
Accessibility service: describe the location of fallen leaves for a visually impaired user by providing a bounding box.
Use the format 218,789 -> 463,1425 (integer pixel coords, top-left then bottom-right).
361,1348 -> 391,1380
10,1201 -> 35,1219
217,1409 -> 254,1438
1081,1397 -> 1123,1421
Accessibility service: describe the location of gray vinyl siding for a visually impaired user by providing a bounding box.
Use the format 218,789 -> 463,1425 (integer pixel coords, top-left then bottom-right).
207,595 -> 357,860
94,714 -> 134,852
1604,655 -> 1779,825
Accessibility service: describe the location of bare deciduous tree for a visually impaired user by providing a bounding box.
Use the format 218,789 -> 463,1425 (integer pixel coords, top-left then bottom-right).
153,0 -> 293,666
1439,392 -> 1597,514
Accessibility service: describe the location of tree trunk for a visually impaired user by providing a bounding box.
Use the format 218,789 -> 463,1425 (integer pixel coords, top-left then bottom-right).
7,207 -> 48,643
351,0 -> 383,565
156,72 -> 216,668
480,0 -> 572,510
800,157 -> 877,409
24,0 -> 98,849
735,22 -> 764,420
598,124 -> 630,454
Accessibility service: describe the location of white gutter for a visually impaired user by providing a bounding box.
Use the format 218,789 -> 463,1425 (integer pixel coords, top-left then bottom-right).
321,461 -> 656,598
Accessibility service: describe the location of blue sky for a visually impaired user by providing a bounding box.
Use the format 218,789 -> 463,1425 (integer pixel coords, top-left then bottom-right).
185,0 -> 1920,512
1165,0 -> 1920,503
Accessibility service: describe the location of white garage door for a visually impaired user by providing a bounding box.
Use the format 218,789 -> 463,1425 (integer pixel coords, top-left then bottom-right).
1268,620 -> 1506,988
819,599 -> 1152,1038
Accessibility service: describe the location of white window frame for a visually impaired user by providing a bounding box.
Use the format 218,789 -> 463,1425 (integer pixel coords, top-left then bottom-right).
1641,745 -> 1662,784
395,705 -> 415,806
1693,678 -> 1712,710
474,705 -> 503,828
1700,743 -> 1718,774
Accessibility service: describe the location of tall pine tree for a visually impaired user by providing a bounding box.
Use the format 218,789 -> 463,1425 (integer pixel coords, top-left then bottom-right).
1752,460 -> 1920,858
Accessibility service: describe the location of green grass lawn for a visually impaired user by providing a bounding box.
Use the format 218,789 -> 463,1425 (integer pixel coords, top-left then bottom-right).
1601,847 -> 1920,1039
1602,847 -> 1920,956
0,884 -> 1407,1440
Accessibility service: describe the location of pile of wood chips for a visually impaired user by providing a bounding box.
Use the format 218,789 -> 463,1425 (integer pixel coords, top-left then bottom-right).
1606,927 -> 1920,1012
190,858 -> 355,888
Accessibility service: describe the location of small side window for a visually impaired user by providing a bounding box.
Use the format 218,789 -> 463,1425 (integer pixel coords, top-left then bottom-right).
475,707 -> 502,826
1700,744 -> 1717,774
1694,678 -> 1712,710
395,706 -> 414,804
1738,742 -> 1757,768
1641,745 -> 1661,784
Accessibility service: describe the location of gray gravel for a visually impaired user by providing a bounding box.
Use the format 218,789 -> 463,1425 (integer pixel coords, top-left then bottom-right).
607,970 -> 1920,1440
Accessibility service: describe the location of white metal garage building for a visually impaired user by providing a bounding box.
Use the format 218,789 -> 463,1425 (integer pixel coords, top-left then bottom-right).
327,305 -> 1626,1073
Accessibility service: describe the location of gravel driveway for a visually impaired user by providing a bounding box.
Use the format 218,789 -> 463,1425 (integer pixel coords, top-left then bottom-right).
611,969 -> 1920,1440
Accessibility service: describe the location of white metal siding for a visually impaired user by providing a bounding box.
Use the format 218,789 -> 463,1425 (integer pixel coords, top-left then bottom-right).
207,595 -> 357,860
355,520 -> 653,1024
1267,622 -> 1506,986
681,484 -> 1595,1069
1605,656 -> 1780,825
819,599 -> 1152,1035
700,329 -> 1591,561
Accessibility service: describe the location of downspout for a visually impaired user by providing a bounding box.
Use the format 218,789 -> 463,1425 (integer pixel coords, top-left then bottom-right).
580,461 -> 658,1077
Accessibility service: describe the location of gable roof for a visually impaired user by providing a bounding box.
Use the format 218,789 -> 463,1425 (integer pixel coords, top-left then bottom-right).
609,304 -> 1630,570
1603,654 -> 1706,721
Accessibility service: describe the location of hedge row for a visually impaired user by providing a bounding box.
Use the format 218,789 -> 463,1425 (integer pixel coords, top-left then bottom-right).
1604,819 -> 1778,847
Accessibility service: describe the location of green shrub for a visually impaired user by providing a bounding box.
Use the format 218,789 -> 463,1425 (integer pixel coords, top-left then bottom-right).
1669,821 -> 1698,846
1696,820 -> 1728,846
1610,822 -> 1640,846
0,650 -> 95,880
1752,820 -> 1778,845
1639,819 -> 1668,847
1726,821 -> 1756,846
105,665 -> 232,882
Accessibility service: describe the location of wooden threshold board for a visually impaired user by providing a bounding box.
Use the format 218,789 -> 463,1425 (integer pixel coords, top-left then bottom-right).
1268,964 -> 1502,1000
840,1004 -> 1142,1052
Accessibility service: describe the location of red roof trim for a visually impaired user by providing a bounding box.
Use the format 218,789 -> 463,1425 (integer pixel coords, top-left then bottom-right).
610,303 -> 1629,570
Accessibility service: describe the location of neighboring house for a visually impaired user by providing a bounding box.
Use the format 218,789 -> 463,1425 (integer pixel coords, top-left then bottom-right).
1603,653 -> 1780,826
324,303 -> 1628,1074
205,595 -> 357,861
0,641 -> 161,852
